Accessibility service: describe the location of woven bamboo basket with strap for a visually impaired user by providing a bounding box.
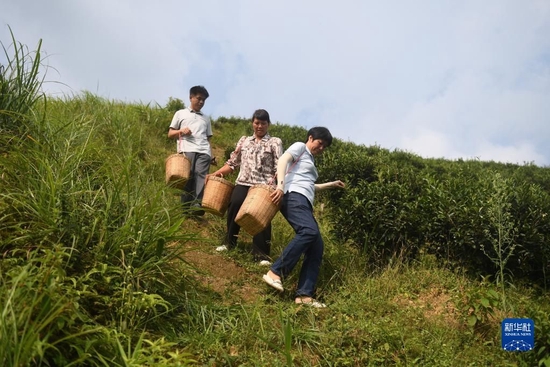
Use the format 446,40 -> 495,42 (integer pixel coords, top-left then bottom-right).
165,153 -> 191,190
202,176 -> 235,216
235,184 -> 280,236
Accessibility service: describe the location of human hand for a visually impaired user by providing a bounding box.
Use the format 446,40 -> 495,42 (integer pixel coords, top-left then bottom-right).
206,172 -> 221,184
270,188 -> 284,206
180,127 -> 191,136
331,180 -> 345,189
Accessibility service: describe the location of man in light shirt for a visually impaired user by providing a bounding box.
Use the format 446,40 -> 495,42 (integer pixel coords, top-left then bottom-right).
167,85 -> 212,216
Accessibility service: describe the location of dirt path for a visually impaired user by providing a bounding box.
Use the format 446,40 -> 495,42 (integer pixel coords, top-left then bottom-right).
180,216 -> 265,305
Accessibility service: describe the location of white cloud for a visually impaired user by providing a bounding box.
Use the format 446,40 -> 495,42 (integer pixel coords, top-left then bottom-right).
1,0 -> 549,165
476,140 -> 545,165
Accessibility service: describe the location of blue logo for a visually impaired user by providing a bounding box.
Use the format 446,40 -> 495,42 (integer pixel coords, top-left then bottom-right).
501,318 -> 534,352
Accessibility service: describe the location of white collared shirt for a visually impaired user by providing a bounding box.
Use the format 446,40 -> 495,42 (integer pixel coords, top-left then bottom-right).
169,108 -> 212,156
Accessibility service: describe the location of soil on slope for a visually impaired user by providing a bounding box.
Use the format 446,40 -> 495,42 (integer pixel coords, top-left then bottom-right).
180,215 -> 266,305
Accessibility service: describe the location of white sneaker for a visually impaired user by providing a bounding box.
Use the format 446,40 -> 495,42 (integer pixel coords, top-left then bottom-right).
215,245 -> 227,252
259,260 -> 271,266
296,298 -> 327,308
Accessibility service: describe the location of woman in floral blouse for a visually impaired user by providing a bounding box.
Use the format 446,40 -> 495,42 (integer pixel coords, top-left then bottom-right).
210,109 -> 283,265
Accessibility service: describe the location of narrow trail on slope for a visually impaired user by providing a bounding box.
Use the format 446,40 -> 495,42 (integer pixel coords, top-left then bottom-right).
178,215 -> 268,305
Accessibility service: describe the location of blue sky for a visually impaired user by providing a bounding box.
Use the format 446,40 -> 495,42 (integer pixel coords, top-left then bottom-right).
2,0 -> 550,166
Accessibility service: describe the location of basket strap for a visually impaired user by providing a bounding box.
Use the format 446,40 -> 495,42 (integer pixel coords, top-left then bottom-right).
287,151 -> 305,174
269,151 -> 305,186
178,134 -> 183,154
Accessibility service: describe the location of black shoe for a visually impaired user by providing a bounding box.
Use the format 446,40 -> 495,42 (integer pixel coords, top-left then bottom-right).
191,203 -> 205,216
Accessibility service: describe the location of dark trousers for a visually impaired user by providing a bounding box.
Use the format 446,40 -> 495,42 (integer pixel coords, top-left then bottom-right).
181,152 -> 211,205
226,184 -> 272,260
271,192 -> 323,298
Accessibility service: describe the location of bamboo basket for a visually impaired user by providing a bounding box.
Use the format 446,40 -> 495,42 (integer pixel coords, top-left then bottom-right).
202,176 -> 235,216
235,185 -> 280,236
165,154 -> 191,189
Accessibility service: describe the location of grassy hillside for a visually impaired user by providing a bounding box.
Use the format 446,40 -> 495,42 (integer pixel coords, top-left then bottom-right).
1,32 -> 550,366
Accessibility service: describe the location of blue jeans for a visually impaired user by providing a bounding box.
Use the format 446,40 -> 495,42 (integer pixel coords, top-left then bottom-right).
271,192 -> 324,298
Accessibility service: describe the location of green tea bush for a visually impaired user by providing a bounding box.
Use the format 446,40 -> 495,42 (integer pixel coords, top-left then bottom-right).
164,96 -> 185,113
506,181 -> 550,282
320,143 -> 550,286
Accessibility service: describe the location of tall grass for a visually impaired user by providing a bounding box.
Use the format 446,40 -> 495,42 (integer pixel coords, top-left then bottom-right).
0,246 -> 104,366
0,93 -> 203,364
0,26 -> 45,138
0,30 -> 201,365
481,172 -> 518,307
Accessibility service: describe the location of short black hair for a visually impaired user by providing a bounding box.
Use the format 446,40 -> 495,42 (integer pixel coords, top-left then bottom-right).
307,126 -> 333,147
252,109 -> 271,124
189,85 -> 209,99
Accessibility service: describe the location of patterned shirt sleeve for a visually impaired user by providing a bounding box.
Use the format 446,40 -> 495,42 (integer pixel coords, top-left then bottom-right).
226,136 -> 247,170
